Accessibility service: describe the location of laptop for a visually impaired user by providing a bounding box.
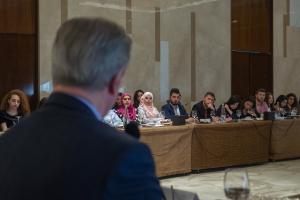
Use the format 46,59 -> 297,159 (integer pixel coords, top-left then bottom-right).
170,115 -> 186,126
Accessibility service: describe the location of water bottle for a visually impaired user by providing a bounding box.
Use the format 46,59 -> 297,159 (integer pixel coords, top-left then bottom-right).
220,104 -> 226,123
137,107 -> 144,125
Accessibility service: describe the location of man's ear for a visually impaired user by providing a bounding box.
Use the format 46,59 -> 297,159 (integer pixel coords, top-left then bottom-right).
107,67 -> 126,95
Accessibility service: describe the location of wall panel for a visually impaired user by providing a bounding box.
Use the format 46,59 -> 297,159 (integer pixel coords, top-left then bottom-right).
0,0 -> 36,34
231,0 -> 273,98
232,0 -> 272,53
0,0 -> 38,110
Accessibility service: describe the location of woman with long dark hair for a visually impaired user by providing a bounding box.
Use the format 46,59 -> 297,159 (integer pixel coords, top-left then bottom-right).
286,93 -> 298,113
274,95 -> 288,116
265,92 -> 275,111
0,89 -> 30,131
216,95 -> 241,119
240,97 -> 258,119
133,89 -> 144,108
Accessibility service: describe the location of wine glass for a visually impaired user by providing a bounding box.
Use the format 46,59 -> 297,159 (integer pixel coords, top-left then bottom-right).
224,168 -> 250,200
291,107 -> 298,117
159,111 -> 165,120
236,110 -> 241,122
210,109 -> 216,118
281,109 -> 287,118
191,110 -> 198,123
16,116 -> 21,123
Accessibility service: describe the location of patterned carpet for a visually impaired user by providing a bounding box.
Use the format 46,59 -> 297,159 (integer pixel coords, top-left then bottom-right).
161,159 -> 300,200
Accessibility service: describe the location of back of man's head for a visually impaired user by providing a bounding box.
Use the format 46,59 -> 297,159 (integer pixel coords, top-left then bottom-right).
51,17 -> 132,90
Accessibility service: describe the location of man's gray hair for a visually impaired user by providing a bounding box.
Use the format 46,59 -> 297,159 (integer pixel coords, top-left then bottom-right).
51,17 -> 132,90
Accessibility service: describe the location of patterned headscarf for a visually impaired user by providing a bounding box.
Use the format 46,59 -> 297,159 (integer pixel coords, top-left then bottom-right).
116,93 -> 137,121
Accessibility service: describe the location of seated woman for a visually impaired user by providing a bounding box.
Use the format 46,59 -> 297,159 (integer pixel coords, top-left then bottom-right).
116,93 -> 137,122
112,92 -> 123,110
286,93 -> 298,114
274,95 -> 288,116
0,89 -> 31,132
103,109 -> 123,126
240,97 -> 258,119
137,92 -> 160,122
104,93 -> 137,126
265,92 -> 275,111
133,89 -> 144,108
216,95 -> 240,120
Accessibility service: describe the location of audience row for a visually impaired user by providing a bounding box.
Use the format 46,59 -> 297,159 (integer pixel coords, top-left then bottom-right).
0,88 -> 299,131
103,88 -> 300,126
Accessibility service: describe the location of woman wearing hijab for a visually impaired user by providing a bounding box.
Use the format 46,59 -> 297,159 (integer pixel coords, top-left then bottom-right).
116,93 -> 137,121
137,92 -> 160,122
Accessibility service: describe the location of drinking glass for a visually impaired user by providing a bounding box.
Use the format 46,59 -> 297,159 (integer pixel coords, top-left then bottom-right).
224,168 -> 250,200
236,110 -> 241,121
291,107 -> 298,116
159,111 -> 165,120
281,109 -> 287,118
191,110 -> 198,123
210,109 -> 216,118
16,116 -> 21,123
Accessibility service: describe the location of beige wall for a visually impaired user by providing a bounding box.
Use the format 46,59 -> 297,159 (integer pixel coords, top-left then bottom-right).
39,0 -> 61,97
273,0 -> 300,98
38,0 -> 231,110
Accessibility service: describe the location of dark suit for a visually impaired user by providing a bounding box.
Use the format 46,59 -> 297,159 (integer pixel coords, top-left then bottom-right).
191,101 -> 214,119
0,92 -> 163,200
161,102 -> 188,119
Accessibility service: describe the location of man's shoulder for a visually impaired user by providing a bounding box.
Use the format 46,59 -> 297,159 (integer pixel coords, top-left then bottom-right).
178,102 -> 186,109
96,122 -> 138,145
9,107 -> 137,148
192,101 -> 202,109
161,103 -> 171,110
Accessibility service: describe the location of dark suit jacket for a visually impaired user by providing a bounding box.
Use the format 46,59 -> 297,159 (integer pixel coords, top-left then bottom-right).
0,92 -> 163,200
161,102 -> 188,119
191,101 -> 213,119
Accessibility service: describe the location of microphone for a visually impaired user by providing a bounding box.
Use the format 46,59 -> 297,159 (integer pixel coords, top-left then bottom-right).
124,121 -> 140,139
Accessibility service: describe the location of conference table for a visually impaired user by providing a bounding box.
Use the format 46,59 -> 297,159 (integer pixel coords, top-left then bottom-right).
140,124 -> 194,177
191,120 -> 271,170
139,119 -> 300,178
270,118 -> 300,161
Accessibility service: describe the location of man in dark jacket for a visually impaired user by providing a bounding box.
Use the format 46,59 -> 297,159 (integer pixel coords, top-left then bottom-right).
191,91 -> 216,119
0,17 -> 163,200
161,88 -> 188,119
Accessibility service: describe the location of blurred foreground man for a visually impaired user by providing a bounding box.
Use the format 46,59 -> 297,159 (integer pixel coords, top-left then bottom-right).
0,17 -> 163,200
